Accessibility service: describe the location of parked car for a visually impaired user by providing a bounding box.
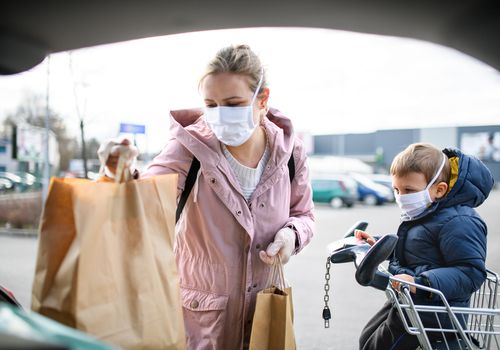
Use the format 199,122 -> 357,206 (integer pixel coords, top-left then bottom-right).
14,172 -> 36,186
0,172 -> 23,192
0,178 -> 14,193
350,173 -> 394,205
15,172 -> 43,191
311,175 -> 358,208
0,171 -> 41,192
364,173 -> 395,202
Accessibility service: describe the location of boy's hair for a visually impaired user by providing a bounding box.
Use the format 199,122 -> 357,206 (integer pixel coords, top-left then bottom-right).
390,143 -> 450,185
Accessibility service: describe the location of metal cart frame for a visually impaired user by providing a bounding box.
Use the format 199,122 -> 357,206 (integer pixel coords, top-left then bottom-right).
387,269 -> 500,350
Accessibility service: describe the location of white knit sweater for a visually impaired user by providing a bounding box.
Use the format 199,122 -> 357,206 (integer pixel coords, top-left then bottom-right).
222,144 -> 271,202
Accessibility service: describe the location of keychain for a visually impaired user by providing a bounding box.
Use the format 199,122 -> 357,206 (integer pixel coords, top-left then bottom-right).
322,256 -> 332,328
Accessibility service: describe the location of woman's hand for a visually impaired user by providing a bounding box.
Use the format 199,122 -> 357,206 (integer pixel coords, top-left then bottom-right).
97,138 -> 139,177
354,229 -> 376,246
391,274 -> 416,293
259,227 -> 296,265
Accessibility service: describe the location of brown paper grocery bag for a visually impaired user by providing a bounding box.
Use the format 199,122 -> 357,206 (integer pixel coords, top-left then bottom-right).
249,259 -> 296,350
31,174 -> 186,350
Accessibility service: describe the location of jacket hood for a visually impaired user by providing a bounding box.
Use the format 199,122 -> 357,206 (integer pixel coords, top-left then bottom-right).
168,107 -> 295,167
438,148 -> 494,209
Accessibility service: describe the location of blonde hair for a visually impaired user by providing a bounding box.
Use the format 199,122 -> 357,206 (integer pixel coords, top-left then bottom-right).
390,143 -> 450,185
199,44 -> 267,93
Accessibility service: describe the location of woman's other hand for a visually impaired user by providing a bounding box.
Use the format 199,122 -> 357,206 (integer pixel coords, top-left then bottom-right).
259,227 -> 296,265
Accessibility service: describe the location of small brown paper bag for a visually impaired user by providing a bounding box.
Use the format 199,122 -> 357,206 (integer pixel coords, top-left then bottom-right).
31,173 -> 186,350
249,257 -> 296,350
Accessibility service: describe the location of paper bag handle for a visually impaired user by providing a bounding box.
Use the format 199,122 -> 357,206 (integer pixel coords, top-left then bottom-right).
114,152 -> 131,183
265,256 -> 287,290
98,143 -> 134,183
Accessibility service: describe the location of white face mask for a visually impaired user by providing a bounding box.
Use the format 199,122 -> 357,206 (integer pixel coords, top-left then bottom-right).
395,153 -> 447,221
204,71 -> 264,147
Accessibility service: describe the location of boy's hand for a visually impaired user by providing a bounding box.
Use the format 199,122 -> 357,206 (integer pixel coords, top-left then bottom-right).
392,274 -> 416,293
354,229 -> 376,246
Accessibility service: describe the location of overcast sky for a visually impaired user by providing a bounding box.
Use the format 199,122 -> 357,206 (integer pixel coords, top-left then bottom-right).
1,27 -> 500,153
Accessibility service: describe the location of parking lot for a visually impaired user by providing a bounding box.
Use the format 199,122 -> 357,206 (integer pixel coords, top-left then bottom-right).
1,189 -> 499,349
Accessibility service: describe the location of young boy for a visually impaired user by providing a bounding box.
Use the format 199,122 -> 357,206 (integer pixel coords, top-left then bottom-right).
356,143 -> 494,350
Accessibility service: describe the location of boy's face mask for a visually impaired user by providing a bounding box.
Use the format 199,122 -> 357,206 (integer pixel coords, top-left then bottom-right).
395,153 -> 447,221
204,71 -> 264,147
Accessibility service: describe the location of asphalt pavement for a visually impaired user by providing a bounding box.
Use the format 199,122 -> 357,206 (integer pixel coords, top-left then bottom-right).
1,189 -> 499,349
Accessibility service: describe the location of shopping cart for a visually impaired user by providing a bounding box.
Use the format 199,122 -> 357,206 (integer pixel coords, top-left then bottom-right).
325,221 -> 500,350
386,268 -> 500,350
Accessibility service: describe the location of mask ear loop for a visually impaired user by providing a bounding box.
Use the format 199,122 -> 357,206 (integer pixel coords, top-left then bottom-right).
251,68 -> 265,103
248,68 -> 265,129
425,153 -> 447,190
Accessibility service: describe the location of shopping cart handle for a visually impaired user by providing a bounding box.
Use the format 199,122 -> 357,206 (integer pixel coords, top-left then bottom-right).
329,240 -> 371,264
369,271 -> 391,291
327,221 -> 371,263
355,234 -> 398,289
343,221 -> 369,238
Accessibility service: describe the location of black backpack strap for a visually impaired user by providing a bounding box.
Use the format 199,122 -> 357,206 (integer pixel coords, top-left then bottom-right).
288,151 -> 295,183
176,152 -> 294,223
176,157 -> 200,223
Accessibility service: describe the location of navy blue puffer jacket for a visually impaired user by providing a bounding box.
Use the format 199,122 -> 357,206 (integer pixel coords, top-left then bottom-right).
389,148 -> 494,309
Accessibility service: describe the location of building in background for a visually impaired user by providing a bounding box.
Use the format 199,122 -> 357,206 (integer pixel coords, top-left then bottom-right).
0,138 -> 17,172
0,124 -> 59,176
314,125 -> 500,182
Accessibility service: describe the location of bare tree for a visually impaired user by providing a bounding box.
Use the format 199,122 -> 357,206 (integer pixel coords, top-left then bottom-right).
69,52 -> 90,178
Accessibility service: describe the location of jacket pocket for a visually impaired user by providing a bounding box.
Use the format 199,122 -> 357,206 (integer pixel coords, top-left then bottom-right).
181,287 -> 229,350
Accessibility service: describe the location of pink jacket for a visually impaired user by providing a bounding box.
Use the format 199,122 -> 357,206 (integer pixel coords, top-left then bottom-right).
142,107 -> 315,349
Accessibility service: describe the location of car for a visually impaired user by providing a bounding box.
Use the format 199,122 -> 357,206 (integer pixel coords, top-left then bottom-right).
14,172 -> 36,186
311,175 -> 358,208
350,173 -> 394,205
365,174 -> 393,188
0,171 -> 40,192
0,172 -> 23,192
0,178 -> 14,193
364,173 -> 395,202
14,172 -> 43,191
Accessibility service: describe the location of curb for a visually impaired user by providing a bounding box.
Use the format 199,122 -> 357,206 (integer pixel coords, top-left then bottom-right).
0,228 -> 38,238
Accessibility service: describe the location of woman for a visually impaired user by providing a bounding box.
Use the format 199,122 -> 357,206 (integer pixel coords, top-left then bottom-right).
103,44 -> 314,349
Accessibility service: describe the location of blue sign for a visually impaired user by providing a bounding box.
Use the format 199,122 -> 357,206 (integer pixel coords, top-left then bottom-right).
120,123 -> 146,134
